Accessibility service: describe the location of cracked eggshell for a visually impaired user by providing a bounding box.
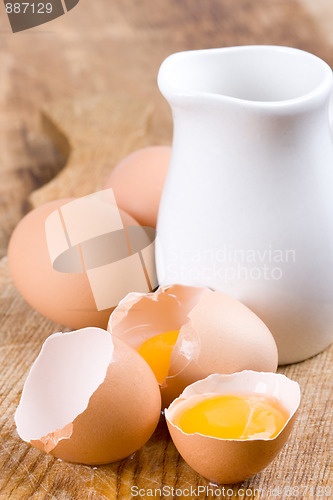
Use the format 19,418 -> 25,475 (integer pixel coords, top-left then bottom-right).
15,327 -> 161,465
108,284 -> 210,349
164,290 -> 278,406
165,371 -> 300,484
109,285 -> 278,407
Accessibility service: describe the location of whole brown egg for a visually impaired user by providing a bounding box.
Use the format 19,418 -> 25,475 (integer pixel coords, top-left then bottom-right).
8,197 -> 155,329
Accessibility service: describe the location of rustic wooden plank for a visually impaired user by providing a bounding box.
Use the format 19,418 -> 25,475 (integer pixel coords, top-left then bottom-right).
1,0 -> 333,256
0,250 -> 332,499
29,96 -> 153,208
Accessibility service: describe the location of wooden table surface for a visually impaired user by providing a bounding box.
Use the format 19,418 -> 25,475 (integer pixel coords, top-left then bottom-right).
0,1 -> 332,498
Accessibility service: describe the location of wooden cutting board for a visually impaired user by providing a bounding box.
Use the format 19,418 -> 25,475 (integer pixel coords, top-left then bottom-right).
0,1 -> 332,498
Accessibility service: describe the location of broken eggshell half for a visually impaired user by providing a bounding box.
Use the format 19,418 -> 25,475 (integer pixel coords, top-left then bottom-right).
15,327 -> 161,465
108,284 -> 278,407
165,371 -> 301,484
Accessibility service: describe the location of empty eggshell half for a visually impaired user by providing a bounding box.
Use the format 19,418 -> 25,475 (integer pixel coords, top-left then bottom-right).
165,371 -> 300,484
108,284 -> 278,407
15,327 -> 161,465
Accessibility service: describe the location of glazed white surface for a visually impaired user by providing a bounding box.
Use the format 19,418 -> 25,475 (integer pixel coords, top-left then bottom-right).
156,46 -> 333,363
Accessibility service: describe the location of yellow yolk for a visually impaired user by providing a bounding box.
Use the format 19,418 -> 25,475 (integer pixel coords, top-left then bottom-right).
138,330 -> 179,384
176,395 -> 289,440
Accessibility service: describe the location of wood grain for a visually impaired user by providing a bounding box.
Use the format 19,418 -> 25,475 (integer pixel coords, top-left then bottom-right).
29,96 -> 153,207
0,0 -> 332,498
1,0 -> 333,256
0,253 -> 332,499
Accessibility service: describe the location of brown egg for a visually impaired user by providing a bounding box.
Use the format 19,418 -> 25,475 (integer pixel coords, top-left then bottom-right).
104,146 -> 171,228
8,193 -> 156,329
15,328 -> 161,465
108,285 -> 278,407
166,371 -> 300,484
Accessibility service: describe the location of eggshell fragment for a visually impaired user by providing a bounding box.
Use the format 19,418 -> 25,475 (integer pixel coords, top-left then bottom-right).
165,371 -> 300,484
108,285 -> 278,407
104,146 -> 171,228
15,328 -> 161,465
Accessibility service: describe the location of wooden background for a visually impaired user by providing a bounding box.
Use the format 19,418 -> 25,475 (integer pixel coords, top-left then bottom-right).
0,0 -> 332,498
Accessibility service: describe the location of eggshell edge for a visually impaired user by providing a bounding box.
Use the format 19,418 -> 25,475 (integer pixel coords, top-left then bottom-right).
165,371 -> 300,483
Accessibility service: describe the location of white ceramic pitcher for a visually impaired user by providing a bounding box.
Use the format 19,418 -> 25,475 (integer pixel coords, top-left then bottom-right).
156,45 -> 333,364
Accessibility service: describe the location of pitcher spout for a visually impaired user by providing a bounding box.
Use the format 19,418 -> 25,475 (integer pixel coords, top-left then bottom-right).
158,46 -> 332,112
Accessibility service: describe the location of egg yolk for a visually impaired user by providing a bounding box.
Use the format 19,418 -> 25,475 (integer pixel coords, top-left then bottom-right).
138,330 -> 179,384
176,395 -> 289,440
